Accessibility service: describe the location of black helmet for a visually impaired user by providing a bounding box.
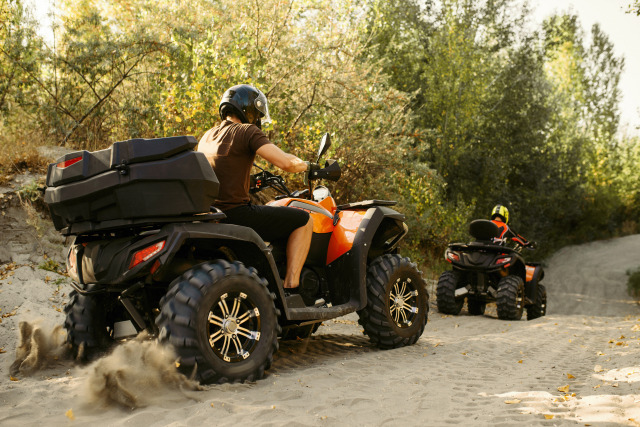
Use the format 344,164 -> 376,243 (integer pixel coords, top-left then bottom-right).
219,84 -> 271,129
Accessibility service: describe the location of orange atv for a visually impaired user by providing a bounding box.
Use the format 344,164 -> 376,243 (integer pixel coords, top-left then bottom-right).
45,132 -> 428,384
436,219 -> 546,320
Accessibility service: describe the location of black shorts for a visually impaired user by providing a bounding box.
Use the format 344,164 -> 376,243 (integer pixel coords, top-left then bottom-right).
222,204 -> 310,243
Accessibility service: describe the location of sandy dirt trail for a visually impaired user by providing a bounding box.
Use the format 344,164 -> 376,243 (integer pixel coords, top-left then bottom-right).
2,218 -> 640,426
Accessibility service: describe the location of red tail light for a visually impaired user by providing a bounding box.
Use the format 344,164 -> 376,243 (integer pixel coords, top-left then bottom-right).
445,250 -> 460,262
495,257 -> 511,267
129,241 -> 166,269
56,156 -> 82,168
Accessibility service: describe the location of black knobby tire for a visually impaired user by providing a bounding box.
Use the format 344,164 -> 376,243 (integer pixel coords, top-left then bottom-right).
63,286 -> 117,361
156,260 -> 280,384
357,254 -> 428,349
526,284 -> 547,320
467,297 -> 486,316
496,275 -> 524,320
280,322 -> 322,341
436,270 -> 464,315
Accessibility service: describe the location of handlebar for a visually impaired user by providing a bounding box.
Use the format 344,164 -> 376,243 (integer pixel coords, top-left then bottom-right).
250,159 -> 341,198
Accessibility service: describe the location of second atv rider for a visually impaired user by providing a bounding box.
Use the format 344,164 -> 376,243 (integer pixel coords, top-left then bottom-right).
490,204 -> 531,248
197,84 -> 314,290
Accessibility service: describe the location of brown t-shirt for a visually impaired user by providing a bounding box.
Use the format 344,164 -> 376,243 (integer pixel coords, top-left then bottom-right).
197,120 -> 272,210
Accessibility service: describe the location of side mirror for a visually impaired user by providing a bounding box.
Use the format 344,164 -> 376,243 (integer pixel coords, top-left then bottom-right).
315,133 -> 331,163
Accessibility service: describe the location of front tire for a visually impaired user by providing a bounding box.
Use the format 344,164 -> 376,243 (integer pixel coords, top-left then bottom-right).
496,275 -> 524,320
436,270 -> 464,315
526,284 -> 547,320
156,260 -> 280,384
357,254 -> 428,349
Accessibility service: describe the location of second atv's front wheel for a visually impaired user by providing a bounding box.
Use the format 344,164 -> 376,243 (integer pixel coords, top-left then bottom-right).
156,261 -> 280,384
357,254 -> 428,349
496,275 -> 525,320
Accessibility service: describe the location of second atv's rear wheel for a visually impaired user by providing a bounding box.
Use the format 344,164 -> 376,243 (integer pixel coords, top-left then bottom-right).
357,254 -> 428,349
526,284 -> 547,320
496,275 -> 524,320
436,270 -> 464,315
156,260 -> 280,384
467,297 -> 486,316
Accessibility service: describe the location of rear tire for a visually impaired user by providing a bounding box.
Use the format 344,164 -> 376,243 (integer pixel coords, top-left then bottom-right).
467,297 -> 486,316
156,260 -> 280,384
526,284 -> 547,320
63,286 -> 117,361
496,275 -> 524,320
436,271 -> 464,315
357,254 -> 428,349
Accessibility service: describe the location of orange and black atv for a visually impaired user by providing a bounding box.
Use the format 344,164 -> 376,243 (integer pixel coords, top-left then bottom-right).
44,132 -> 428,384
436,219 -> 546,321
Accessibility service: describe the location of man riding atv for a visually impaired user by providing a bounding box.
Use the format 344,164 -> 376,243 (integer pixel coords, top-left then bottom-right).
44,85 -> 429,384
436,204 -> 546,321
197,84 -> 314,291
489,204 -> 530,248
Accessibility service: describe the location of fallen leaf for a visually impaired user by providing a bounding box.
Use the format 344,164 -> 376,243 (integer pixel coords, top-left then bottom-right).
567,373 -> 575,379
613,383 -> 619,387
210,403 -> 214,408
620,335 -> 626,339
518,360 -> 523,364
616,342 -> 624,346
544,414 -> 554,419
0,348 -> 5,354
558,385 -> 570,393
65,409 -> 75,420
594,365 -> 604,372
10,376 -> 19,382
504,399 -> 521,404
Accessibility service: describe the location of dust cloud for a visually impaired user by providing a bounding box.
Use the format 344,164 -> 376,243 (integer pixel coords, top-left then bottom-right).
10,320 -> 68,376
80,332 -> 202,409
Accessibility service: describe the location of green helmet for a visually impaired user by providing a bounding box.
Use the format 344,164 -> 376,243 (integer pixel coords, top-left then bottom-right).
491,204 -> 509,224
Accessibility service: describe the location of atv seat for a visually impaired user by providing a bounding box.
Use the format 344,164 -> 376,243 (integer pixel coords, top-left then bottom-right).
469,219 -> 500,243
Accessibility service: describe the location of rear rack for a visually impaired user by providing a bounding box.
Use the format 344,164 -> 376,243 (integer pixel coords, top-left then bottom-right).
61,212 -> 226,236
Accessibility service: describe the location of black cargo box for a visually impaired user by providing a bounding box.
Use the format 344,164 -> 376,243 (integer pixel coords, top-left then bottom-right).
44,136 -> 219,234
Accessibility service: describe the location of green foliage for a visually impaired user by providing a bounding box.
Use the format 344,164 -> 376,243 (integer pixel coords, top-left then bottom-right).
627,266 -> 640,299
17,180 -> 41,202
39,258 -> 62,273
0,0 -> 638,271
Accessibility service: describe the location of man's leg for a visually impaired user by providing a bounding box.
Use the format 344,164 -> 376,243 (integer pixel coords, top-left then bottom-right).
283,217 -> 313,289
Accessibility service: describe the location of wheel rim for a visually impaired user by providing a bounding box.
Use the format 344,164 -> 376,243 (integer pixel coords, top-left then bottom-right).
207,291 -> 261,363
389,276 -> 420,328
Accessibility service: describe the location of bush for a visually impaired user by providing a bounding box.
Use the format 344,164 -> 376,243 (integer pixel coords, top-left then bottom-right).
626,267 -> 640,299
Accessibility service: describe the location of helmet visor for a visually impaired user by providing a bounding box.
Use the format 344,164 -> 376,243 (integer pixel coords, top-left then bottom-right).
254,89 -> 271,125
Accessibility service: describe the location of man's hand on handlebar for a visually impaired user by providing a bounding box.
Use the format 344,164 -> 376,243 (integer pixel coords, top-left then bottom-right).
304,162 -> 320,185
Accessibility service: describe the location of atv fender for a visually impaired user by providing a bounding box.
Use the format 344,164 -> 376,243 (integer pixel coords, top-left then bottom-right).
525,264 -> 544,303
326,205 -> 408,311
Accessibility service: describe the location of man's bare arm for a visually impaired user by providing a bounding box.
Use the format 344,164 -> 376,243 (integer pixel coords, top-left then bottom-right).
256,143 -> 308,173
